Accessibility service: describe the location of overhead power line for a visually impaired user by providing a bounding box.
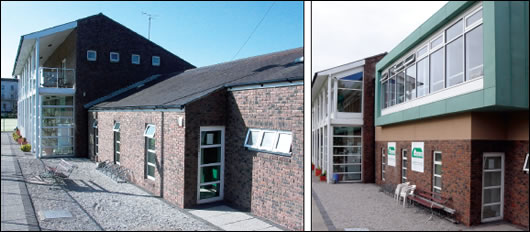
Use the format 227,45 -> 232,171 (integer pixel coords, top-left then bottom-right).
231,1 -> 275,60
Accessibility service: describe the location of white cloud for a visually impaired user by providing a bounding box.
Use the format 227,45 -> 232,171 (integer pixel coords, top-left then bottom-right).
312,1 -> 447,76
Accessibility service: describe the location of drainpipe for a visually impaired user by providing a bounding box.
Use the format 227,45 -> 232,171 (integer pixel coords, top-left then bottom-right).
160,111 -> 165,198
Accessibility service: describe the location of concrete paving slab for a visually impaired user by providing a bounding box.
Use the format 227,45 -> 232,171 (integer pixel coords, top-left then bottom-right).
207,211 -> 253,226
222,218 -> 273,231
189,205 -> 283,231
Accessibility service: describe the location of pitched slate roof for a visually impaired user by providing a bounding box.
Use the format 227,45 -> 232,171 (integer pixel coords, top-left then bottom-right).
90,47 -> 303,110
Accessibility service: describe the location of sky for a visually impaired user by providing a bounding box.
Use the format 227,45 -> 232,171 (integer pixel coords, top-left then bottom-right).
0,1 -> 303,78
312,1 -> 447,77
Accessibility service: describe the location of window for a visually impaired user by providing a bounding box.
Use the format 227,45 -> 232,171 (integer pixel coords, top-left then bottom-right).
132,54 -> 140,64
244,129 -> 292,155
523,154 -> 528,173
396,72 -> 405,104
114,122 -> 120,165
466,25 -> 483,80
402,149 -> 408,183
87,50 -> 97,61
337,73 -> 363,113
333,127 -> 362,182
430,48 -> 444,92
382,147 -> 386,181
381,3 -> 483,109
152,56 -> 160,66
433,151 -> 442,194
144,124 -> 156,138
110,52 -> 120,63
93,121 -> 98,156
145,134 -> 156,180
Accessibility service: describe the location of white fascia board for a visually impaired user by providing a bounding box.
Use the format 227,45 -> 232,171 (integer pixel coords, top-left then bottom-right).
316,59 -> 365,77
23,21 -> 77,39
228,80 -> 303,91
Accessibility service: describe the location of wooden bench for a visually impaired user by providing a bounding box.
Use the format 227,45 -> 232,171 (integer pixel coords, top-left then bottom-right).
408,189 -> 456,223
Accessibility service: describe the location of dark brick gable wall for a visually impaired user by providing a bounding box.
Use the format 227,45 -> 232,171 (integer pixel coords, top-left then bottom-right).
225,85 -> 304,231
75,14 -> 194,158
362,54 -> 385,183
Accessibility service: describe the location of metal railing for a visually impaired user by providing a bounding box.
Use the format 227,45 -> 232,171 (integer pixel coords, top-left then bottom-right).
40,67 -> 75,88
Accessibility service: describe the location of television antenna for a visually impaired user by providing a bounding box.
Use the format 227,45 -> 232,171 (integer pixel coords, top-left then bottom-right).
142,12 -> 158,40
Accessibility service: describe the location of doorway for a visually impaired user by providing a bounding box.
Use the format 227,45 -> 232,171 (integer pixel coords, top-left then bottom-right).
481,152 -> 504,222
197,126 -> 225,204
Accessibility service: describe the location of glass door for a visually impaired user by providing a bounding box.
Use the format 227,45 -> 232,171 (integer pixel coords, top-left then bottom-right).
481,153 -> 504,222
197,126 -> 224,204
332,127 -> 362,182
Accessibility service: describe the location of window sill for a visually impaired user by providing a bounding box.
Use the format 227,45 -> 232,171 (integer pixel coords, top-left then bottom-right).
244,146 -> 292,157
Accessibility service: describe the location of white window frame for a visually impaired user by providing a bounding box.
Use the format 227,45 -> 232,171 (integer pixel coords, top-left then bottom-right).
382,147 -> 386,181
523,153 -> 528,174
110,52 -> 120,63
402,149 -> 408,183
132,54 -> 140,64
243,129 -> 292,156
145,133 -> 156,180
87,50 -> 97,61
152,56 -> 160,66
113,122 -> 120,132
381,2 -> 483,110
114,125 -> 120,165
144,124 -> 156,138
93,120 -> 98,156
433,151 -> 442,193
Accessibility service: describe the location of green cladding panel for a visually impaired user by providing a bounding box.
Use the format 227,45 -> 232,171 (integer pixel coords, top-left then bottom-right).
375,1 -> 529,126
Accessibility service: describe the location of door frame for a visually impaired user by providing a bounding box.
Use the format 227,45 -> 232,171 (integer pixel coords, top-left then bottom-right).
197,126 -> 225,204
481,152 -> 504,223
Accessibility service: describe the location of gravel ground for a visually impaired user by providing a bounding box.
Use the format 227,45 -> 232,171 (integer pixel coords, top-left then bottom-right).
311,175 -> 464,231
17,156 -> 216,231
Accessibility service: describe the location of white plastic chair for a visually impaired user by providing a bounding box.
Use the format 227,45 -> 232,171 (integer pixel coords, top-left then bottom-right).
400,185 -> 416,208
394,182 -> 409,202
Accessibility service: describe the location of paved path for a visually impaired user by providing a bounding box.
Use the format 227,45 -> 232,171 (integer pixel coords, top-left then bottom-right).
311,170 -> 524,231
189,205 -> 283,231
1,132 -> 39,231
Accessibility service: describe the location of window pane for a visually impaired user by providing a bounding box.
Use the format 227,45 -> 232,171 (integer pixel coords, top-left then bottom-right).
201,148 -> 221,164
482,204 -> 501,219
466,25 -> 483,80
199,184 -> 220,200
430,48 -> 444,92
417,46 -> 428,57
484,172 -> 501,187
147,165 -> 155,177
434,176 -> 442,188
276,133 -> 292,153
333,127 -> 361,136
483,188 -> 501,204
201,131 -> 221,145
446,20 -> 463,41
405,65 -> 416,101
381,81 -> 388,108
430,35 -> 443,48
42,96 -> 74,105
145,125 -> 156,138
435,164 -> 442,175
466,8 -> 482,27
333,164 -> 361,173
338,173 -> 361,181
148,138 -> 155,150
333,137 -> 361,146
337,89 -> 362,113
396,72 -> 405,104
246,131 -> 260,146
260,132 -> 276,149
402,169 -> 407,178
416,58 -> 429,97
446,37 -> 464,87
42,137 -> 73,147
338,80 -> 362,89
333,156 -> 361,164
115,142 -> 120,152
42,107 -> 73,117
388,75 -> 396,106
115,132 -> 120,141
333,147 -> 361,155
42,127 -> 74,137
435,152 -> 442,162
147,151 -> 156,164
484,157 -> 501,170
201,166 -> 220,183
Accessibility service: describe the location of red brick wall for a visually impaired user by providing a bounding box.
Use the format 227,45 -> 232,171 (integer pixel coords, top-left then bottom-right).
87,110 -> 187,207
224,85 -> 304,231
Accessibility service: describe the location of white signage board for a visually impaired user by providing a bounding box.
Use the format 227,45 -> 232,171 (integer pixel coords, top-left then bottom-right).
387,142 -> 396,167
411,142 -> 424,173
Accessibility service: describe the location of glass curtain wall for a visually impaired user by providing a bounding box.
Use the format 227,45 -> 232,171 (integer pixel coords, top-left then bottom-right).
41,95 -> 74,156
332,127 -> 362,182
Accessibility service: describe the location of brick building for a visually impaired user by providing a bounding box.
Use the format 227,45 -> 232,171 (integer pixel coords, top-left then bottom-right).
374,1 -> 528,228
311,53 -> 385,183
87,48 -> 304,230
11,13 -> 193,157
